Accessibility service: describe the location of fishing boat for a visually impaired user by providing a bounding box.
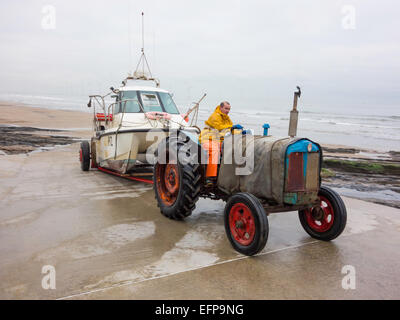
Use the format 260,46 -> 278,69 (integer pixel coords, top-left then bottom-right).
81,13 -> 204,174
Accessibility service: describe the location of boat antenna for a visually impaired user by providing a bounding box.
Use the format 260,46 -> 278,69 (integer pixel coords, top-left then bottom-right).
142,11 -> 144,57
129,12 -> 160,87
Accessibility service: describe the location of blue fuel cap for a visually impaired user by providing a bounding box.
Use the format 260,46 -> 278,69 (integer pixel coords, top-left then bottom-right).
263,123 -> 270,136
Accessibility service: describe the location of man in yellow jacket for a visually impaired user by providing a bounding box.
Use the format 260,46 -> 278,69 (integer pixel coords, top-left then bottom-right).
199,101 -> 233,144
200,101 -> 242,179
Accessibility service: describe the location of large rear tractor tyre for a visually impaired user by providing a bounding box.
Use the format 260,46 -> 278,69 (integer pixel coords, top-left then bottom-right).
153,138 -> 202,220
79,141 -> 90,171
298,186 -> 347,241
224,193 -> 269,256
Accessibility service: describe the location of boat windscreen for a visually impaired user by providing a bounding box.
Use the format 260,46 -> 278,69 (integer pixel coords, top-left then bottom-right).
119,91 -> 141,113
118,90 -> 180,114
140,91 -> 163,112
158,92 -> 179,114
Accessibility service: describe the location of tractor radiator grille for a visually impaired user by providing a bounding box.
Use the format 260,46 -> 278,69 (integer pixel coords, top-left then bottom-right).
306,152 -> 319,191
286,152 -> 305,192
285,151 -> 320,192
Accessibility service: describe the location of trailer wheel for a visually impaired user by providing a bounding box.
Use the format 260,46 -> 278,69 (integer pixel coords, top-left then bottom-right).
298,186 -> 347,241
224,193 -> 269,256
153,138 -> 202,220
79,141 -> 90,171
90,139 -> 98,168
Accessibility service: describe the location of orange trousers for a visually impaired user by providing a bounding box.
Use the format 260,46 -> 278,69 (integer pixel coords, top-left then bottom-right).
202,140 -> 221,177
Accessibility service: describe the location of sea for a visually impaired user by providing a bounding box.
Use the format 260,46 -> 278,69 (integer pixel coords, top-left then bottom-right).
1,92 -> 399,152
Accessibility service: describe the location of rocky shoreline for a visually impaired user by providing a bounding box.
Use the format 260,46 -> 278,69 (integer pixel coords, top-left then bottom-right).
0,125 -> 79,155
321,146 -> 400,209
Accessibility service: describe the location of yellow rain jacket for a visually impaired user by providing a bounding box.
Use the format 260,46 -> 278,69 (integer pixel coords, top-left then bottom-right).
199,105 -> 233,144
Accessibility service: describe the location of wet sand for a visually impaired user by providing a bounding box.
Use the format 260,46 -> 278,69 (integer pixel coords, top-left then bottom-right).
1,101 -> 400,299
0,101 -> 92,131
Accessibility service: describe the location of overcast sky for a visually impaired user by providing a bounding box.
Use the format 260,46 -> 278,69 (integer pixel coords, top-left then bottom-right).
0,0 -> 399,114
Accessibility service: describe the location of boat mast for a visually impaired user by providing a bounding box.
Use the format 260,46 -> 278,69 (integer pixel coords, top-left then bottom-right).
127,12 -> 160,87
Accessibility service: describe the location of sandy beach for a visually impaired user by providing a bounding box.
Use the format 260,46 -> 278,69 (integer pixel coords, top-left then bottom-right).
0,101 -> 92,130
0,100 -> 400,299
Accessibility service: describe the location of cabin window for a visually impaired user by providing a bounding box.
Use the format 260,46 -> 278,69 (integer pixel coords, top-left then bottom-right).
118,91 -> 141,113
158,92 -> 179,114
114,90 -> 179,114
140,91 -> 163,112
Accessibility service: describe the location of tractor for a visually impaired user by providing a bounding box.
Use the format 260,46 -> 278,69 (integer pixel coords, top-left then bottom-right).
152,87 -> 347,256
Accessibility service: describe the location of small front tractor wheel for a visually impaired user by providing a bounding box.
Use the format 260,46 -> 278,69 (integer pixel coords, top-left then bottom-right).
79,141 -> 90,171
153,138 -> 202,220
298,186 -> 347,241
224,193 -> 269,256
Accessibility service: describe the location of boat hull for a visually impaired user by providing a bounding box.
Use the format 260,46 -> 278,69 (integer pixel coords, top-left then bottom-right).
94,129 -> 169,173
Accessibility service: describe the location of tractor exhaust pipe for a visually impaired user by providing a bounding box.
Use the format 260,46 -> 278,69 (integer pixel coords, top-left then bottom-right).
288,86 -> 301,138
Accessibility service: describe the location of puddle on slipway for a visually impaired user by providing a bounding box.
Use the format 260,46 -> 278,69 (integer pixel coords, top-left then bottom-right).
148,247 -> 219,275
8,180 -> 152,202
90,204 -> 229,289
0,211 -> 40,227
174,230 -> 215,249
343,208 -> 379,235
35,221 -> 156,261
102,223 -> 156,246
84,229 -> 220,290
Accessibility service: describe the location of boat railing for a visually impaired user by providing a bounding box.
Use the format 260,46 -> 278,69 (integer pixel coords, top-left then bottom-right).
88,95 -> 106,113
87,95 -> 108,132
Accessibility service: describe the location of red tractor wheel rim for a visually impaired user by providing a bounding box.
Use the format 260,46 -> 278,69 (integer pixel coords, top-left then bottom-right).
79,149 -> 82,162
229,203 -> 256,246
305,195 -> 334,232
156,163 -> 180,206
164,164 -> 179,194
